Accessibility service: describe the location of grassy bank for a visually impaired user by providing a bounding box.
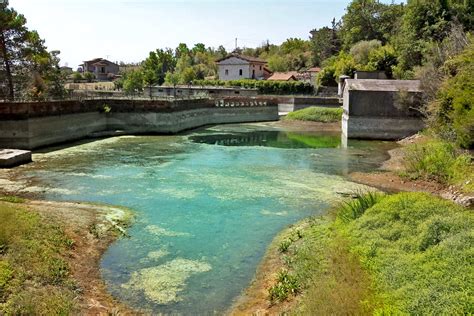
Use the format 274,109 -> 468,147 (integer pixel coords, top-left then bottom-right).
284,106 -> 343,123
259,192 -> 473,314
402,138 -> 473,193
0,199 -> 76,314
0,197 -> 133,314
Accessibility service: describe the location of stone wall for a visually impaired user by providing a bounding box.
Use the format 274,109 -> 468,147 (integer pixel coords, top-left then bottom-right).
0,97 -> 279,149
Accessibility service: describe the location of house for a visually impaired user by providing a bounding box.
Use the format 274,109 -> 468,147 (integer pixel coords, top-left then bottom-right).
267,72 -> 298,81
80,58 -> 119,81
60,66 -> 73,75
216,54 -> 267,80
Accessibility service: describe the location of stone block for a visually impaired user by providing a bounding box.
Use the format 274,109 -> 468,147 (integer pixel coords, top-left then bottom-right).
0,149 -> 32,168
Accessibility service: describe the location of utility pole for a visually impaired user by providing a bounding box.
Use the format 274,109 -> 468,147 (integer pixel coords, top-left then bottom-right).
235,38 -> 238,51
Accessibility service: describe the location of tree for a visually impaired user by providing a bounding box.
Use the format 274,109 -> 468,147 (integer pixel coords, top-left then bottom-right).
340,0 -> 404,48
0,0 -> 30,100
310,19 -> 341,66
394,0 -> 473,73
367,45 -> 398,78
123,70 -> 144,94
350,40 -> 382,65
0,1 -> 65,100
83,71 -> 95,83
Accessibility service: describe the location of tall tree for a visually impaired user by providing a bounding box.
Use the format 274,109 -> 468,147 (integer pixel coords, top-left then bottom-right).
340,0 -> 404,48
0,1 -> 64,100
0,0 -> 29,100
310,18 -> 342,66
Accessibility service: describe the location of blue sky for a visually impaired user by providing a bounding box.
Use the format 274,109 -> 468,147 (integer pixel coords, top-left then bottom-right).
9,0 -> 403,69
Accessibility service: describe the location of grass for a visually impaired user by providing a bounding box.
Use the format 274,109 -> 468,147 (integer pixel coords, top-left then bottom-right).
337,190 -> 384,223
272,191 -> 473,315
0,201 -> 76,314
337,192 -> 473,314
284,106 -> 343,123
402,139 -> 473,192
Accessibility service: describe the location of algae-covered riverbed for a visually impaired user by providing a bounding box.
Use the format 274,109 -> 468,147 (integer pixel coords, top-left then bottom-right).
9,123 -> 395,314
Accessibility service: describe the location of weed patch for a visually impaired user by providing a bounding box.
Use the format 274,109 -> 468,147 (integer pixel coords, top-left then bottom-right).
402,139 -> 473,192
284,106 -> 343,123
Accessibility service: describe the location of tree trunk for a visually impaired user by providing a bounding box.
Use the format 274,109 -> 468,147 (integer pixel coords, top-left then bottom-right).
0,31 -> 14,101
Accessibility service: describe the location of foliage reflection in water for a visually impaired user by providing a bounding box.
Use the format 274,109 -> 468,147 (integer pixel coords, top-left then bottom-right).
17,124 -> 395,314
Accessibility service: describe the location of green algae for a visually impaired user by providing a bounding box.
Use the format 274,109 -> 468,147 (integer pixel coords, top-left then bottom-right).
122,258 -> 212,304
145,225 -> 191,237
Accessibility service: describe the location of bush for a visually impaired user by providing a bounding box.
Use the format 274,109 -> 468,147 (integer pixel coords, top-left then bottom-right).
403,139 -> 473,192
278,239 -> 292,253
337,191 -> 384,223
268,269 -> 300,303
430,40 -> 474,149
284,106 -> 343,122
192,79 -> 314,95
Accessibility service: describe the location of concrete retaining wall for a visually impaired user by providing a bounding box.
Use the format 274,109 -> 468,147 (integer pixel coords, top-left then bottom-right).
0,98 -> 278,149
342,80 -> 424,140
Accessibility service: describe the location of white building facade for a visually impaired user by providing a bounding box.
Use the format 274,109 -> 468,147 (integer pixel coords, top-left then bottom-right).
216,55 -> 267,81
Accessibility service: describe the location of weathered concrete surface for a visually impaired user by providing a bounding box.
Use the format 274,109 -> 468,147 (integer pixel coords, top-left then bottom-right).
342,79 -> 424,140
0,149 -> 32,167
0,98 -> 279,149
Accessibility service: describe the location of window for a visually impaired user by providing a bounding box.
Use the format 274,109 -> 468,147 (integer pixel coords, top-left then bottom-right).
225,69 -> 229,76
101,67 -> 105,73
239,69 -> 243,76
260,66 -> 262,71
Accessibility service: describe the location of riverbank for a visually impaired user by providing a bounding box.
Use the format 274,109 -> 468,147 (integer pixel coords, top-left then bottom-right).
230,190 -> 473,314
349,134 -> 473,207
0,197 -> 134,315
230,131 -> 473,315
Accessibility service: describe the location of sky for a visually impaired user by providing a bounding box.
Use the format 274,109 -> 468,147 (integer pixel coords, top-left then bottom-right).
9,0 -> 403,69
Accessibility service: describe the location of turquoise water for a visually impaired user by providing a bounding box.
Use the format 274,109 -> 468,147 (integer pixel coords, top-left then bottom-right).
21,124 -> 395,314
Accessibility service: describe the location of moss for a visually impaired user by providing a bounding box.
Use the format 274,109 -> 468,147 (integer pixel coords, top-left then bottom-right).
284,106 -> 343,123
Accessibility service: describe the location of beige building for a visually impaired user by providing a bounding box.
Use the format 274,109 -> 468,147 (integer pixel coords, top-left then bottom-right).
216,54 -> 268,80
80,58 -> 119,81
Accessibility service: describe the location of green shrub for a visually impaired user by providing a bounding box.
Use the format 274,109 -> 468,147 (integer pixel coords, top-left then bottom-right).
341,192 -> 473,315
429,40 -> 474,149
278,239 -> 292,253
268,269 -> 300,302
193,79 -> 314,95
403,139 -> 473,192
337,191 -> 384,223
284,106 -> 343,122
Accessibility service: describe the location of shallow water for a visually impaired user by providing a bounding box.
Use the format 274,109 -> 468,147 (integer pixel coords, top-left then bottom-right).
17,123 -> 395,314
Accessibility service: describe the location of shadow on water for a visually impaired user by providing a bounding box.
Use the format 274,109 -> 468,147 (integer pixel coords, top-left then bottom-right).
189,130 -> 341,149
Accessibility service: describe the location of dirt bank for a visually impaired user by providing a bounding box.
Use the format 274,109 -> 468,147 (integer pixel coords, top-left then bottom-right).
349,134 -> 473,207
21,199 -> 136,315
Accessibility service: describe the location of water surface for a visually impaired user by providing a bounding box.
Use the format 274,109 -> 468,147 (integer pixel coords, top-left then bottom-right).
16,123 -> 395,314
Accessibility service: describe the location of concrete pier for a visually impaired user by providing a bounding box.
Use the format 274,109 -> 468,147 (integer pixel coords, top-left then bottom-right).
0,149 -> 32,167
